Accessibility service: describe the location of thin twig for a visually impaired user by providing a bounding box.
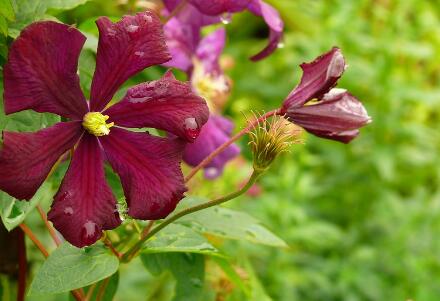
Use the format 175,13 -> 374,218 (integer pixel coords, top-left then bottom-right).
19,224 -> 49,258
19,224 -> 85,300
103,236 -> 122,259
141,220 -> 155,238
184,109 -> 279,183
36,205 -> 61,246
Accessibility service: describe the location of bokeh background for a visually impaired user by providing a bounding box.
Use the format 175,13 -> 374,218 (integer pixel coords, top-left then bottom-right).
2,0 -> 440,300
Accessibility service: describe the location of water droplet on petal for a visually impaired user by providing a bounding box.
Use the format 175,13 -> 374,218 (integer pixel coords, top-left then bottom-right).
143,15 -> 153,23
220,13 -> 232,24
135,51 -> 144,57
205,167 -> 219,178
184,117 -> 200,140
126,25 -> 139,33
80,221 -> 99,245
107,28 -> 117,36
64,207 -> 74,216
129,96 -> 152,103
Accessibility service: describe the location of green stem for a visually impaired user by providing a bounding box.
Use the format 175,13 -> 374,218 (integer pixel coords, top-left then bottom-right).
121,170 -> 262,262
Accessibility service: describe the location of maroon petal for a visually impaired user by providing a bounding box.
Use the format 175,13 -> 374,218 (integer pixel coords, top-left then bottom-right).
285,89 -> 371,143
48,134 -> 121,248
248,0 -> 284,61
189,0 -> 251,15
281,47 -> 346,111
4,21 -> 88,120
90,12 -> 171,111
104,71 -> 209,142
99,127 -> 187,220
0,122 -> 83,200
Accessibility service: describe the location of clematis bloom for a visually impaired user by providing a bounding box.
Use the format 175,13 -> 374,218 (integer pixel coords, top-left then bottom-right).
164,0 -> 284,61
164,18 -> 240,178
0,12 -> 209,247
280,47 -> 371,143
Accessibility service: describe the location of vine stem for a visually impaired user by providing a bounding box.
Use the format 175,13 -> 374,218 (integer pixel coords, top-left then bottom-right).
19,223 -> 85,301
184,109 -> 279,183
122,170 -> 261,262
36,205 -> 61,246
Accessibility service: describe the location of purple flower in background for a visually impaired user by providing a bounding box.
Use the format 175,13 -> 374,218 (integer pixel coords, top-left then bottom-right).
0,12 -> 209,247
164,16 -> 240,178
164,0 -> 284,61
184,116 -> 240,179
280,47 -> 371,143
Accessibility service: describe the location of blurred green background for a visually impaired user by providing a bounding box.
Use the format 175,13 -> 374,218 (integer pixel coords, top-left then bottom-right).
3,0 -> 440,300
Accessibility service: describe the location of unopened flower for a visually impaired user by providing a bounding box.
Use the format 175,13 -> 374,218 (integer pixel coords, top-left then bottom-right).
0,12 -> 209,247
249,114 -> 300,172
280,47 -> 371,143
163,0 -> 284,61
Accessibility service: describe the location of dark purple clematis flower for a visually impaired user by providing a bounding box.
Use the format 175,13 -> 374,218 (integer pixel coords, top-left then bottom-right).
164,17 -> 240,178
280,47 -> 371,143
0,12 -> 209,247
163,0 -> 284,61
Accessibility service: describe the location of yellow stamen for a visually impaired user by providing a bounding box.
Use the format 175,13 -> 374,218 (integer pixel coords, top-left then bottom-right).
82,112 -> 114,136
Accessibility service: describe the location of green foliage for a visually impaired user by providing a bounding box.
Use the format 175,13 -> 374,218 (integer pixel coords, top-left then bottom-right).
141,224 -> 220,256
0,182 -> 53,231
0,0 -> 439,300
141,253 -> 205,301
29,243 -> 119,295
176,197 -> 288,248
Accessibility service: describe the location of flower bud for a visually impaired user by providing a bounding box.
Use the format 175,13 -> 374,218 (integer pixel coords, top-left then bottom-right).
249,114 -> 302,172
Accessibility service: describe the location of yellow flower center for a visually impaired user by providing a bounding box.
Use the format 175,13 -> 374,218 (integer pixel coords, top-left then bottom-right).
82,112 -> 114,136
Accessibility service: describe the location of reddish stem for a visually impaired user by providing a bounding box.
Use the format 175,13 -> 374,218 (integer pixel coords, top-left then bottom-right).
19,224 -> 49,258
36,205 -> 61,246
17,229 -> 26,301
184,109 -> 280,182
103,237 -> 122,259
141,220 -> 155,239
19,223 -> 85,301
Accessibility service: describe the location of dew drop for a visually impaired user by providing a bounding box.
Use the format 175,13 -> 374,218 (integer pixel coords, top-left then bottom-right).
134,51 -> 144,57
205,167 -> 219,178
143,15 -> 153,23
277,42 -> 285,49
80,221 -> 99,245
64,207 -> 74,216
126,25 -> 139,33
107,28 -> 117,36
129,96 -> 152,103
184,117 -> 200,140
220,13 -> 232,24
326,51 -> 345,79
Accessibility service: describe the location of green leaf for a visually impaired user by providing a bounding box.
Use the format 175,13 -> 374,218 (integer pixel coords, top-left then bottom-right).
176,197 -> 288,248
29,242 -> 119,295
0,16 -> 8,36
0,0 -> 15,21
141,253 -> 205,301
88,272 -> 119,301
212,257 -> 251,297
0,182 -> 53,231
78,48 -> 96,98
10,0 -> 91,34
142,224 -> 221,256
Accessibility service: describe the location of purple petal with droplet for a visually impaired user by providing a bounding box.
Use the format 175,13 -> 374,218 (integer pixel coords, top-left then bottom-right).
104,71 -> 209,142
48,134 -> 121,248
